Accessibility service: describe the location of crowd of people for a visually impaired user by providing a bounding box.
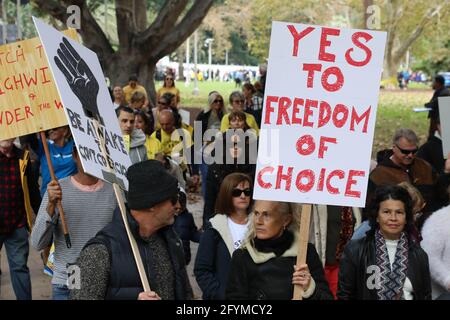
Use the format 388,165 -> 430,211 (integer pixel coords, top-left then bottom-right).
1,64 -> 450,301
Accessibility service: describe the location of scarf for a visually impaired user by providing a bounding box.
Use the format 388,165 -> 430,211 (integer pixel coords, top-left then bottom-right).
254,229 -> 294,257
375,228 -> 409,300
335,206 -> 354,261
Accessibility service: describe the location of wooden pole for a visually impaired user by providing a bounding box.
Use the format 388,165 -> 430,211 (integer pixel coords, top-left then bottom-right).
293,203 -> 312,300
39,131 -> 71,248
92,119 -> 151,292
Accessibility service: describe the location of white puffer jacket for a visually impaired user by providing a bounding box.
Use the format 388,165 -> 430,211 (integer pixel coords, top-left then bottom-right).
421,205 -> 450,299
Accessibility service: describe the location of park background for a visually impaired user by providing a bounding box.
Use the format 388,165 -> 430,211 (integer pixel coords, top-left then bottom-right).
0,0 -> 449,299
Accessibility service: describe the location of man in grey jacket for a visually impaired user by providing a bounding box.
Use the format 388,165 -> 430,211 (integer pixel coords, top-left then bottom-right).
116,106 -> 148,164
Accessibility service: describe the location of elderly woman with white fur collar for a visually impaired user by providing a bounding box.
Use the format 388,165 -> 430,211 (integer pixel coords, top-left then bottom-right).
226,200 -> 333,300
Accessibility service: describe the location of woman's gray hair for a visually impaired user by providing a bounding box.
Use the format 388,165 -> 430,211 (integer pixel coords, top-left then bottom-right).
243,201 -> 301,249
392,128 -> 418,145
229,91 -> 245,105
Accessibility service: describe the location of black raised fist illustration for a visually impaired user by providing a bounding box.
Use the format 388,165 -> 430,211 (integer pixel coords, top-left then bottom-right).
54,37 -> 104,125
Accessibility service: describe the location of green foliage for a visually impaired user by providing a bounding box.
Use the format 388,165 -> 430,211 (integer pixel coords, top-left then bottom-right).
248,0 -> 334,60
228,31 -> 258,65
373,90 -> 430,157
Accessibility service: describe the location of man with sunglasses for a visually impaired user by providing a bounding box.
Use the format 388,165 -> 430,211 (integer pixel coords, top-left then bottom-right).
70,160 -> 192,300
366,128 -> 443,223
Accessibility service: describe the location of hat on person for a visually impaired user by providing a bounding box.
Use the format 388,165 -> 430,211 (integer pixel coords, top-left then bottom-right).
126,160 -> 178,210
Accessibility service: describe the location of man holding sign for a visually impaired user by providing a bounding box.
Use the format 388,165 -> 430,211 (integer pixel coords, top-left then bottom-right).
70,160 -> 192,300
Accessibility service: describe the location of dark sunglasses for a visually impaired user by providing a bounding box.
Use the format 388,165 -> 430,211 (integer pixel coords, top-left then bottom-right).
231,188 -> 252,197
395,144 -> 418,155
158,100 -> 169,105
213,99 -> 223,104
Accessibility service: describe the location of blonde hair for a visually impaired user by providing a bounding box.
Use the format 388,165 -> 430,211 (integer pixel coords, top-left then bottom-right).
205,92 -> 224,113
397,181 -> 425,214
243,201 -> 301,248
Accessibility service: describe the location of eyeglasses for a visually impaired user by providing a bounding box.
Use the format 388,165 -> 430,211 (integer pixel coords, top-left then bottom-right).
232,188 -> 252,197
233,100 -> 245,104
213,99 -> 223,104
395,144 -> 418,155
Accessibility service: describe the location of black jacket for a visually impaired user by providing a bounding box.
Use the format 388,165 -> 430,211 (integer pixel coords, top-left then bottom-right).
417,135 -> 445,174
226,241 -> 333,300
337,234 -> 432,300
195,109 -> 225,137
173,209 -> 201,265
426,87 -> 450,120
194,215 -> 234,300
191,109 -> 224,176
86,208 -> 192,300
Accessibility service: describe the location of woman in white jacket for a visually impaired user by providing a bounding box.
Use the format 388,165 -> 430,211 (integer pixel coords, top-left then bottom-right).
421,204 -> 450,299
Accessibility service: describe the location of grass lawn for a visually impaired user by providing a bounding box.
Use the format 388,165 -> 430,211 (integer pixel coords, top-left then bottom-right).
163,80 -> 433,158
374,90 -> 430,157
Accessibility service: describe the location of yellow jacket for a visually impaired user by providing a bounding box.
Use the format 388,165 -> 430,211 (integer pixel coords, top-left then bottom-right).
19,149 -> 40,230
220,112 -> 260,135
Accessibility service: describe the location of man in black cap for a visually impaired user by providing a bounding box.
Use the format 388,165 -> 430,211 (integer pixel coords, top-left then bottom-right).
70,160 -> 192,300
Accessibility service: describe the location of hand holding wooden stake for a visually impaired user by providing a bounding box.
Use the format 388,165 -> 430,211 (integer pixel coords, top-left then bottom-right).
293,203 -> 312,300
40,131 -> 71,248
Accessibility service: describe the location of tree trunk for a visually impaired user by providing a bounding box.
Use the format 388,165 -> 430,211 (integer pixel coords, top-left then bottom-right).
31,0 -> 214,102
144,63 -> 157,108
363,0 -> 374,29
104,52 -> 158,108
177,45 -> 185,81
385,57 -> 398,79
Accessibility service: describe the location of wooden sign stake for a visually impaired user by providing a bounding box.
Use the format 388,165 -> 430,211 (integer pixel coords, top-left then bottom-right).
92,119 -> 151,292
39,131 -> 71,248
293,203 -> 312,300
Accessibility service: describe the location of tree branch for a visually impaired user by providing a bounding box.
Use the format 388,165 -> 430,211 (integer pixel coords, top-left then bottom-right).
135,0 -> 189,47
148,0 -> 214,61
385,0 -> 403,63
393,1 -> 448,62
31,0 -> 114,61
115,0 -> 134,51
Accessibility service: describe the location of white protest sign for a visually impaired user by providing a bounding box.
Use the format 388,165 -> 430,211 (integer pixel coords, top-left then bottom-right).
438,96 -> 450,159
254,21 -> 386,207
179,108 -> 190,126
33,17 -> 131,190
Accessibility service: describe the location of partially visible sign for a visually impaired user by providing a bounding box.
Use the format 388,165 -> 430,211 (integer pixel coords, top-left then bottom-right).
34,17 -> 131,190
439,96 -> 450,159
179,108 -> 190,126
0,29 -> 78,140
